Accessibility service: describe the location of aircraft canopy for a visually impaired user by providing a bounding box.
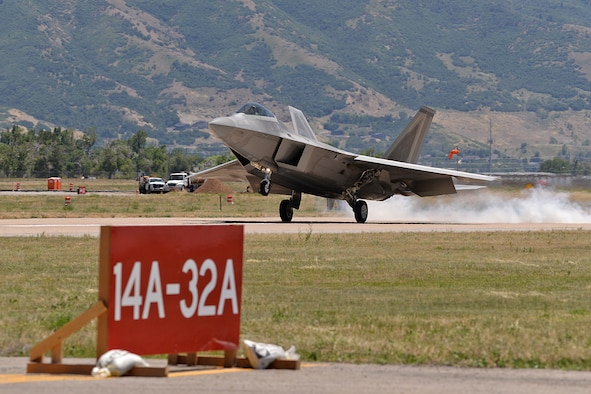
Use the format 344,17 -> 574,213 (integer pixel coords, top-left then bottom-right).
235,102 -> 276,118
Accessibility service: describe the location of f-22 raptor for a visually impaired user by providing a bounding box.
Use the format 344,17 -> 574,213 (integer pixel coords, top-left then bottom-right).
193,102 -> 495,223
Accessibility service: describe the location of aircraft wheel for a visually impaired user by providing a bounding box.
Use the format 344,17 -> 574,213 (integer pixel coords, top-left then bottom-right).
353,200 -> 368,223
259,179 -> 271,196
279,200 -> 294,222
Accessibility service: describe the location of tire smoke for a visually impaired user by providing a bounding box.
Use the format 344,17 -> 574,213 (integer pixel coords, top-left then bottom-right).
366,187 -> 591,223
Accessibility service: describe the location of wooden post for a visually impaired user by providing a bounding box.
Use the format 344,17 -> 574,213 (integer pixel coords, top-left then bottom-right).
27,301 -> 107,372
97,226 -> 112,357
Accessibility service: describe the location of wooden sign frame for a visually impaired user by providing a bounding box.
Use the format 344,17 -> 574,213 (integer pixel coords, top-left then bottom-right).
28,225 -> 245,376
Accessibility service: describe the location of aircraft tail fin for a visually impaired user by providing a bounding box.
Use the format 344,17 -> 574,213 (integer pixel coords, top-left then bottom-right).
289,106 -> 318,141
383,106 -> 435,163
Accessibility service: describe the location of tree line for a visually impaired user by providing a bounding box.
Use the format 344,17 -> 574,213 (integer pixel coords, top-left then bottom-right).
3,125 -> 589,179
0,126 -> 226,179
539,157 -> 591,175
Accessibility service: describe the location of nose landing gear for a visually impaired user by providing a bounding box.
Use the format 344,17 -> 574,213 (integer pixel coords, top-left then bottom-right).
259,178 -> 271,196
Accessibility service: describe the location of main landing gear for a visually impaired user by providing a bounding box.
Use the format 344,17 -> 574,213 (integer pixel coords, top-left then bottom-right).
258,169 -> 370,223
279,191 -> 301,223
353,200 -> 368,223
343,169 -> 378,224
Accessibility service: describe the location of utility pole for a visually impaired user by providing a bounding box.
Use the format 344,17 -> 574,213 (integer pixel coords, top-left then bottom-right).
488,118 -> 493,173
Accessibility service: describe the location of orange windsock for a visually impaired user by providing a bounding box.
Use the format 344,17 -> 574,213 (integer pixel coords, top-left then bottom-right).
448,148 -> 459,160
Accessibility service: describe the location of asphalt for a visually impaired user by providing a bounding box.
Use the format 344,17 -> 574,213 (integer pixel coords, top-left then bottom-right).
2,357 -> 591,393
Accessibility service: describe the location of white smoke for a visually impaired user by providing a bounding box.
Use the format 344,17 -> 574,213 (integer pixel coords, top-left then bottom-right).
364,187 -> 591,223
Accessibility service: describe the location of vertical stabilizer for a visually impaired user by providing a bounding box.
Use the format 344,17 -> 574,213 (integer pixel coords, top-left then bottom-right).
383,106 -> 435,163
289,106 -> 318,141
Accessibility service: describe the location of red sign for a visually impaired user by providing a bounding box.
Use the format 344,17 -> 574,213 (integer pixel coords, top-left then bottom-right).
100,225 -> 243,355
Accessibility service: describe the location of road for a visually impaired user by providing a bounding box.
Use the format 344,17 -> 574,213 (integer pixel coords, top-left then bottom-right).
2,217 -> 591,393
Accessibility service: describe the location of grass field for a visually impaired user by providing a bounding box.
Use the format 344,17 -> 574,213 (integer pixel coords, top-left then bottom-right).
1,178 -> 591,369
0,178 -> 332,219
1,230 -> 591,369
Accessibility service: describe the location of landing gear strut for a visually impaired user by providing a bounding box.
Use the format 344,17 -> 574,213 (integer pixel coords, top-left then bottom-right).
279,191 -> 301,223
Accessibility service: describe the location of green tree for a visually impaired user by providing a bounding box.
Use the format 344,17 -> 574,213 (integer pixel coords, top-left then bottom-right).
538,157 -> 573,174
142,145 -> 168,176
128,130 -> 149,175
96,140 -> 134,178
0,125 -> 32,177
167,148 -> 202,173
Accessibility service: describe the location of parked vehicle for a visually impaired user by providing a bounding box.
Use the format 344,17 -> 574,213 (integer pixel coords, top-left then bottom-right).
139,176 -> 166,194
165,172 -> 189,191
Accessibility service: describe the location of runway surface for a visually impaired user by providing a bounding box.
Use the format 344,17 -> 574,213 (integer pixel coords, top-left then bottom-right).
2,217 -> 591,392
1,216 -> 591,237
2,357 -> 591,394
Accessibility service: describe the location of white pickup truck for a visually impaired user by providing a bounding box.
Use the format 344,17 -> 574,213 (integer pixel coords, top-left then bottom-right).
165,172 -> 189,191
139,176 -> 166,194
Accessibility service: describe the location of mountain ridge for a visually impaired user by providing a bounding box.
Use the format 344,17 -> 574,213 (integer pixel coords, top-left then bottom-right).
2,0 -> 591,171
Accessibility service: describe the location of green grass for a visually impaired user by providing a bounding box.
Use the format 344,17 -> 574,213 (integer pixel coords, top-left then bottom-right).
2,231 -> 591,369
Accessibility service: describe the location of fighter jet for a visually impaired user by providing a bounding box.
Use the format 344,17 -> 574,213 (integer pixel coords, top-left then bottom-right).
193,102 -> 495,223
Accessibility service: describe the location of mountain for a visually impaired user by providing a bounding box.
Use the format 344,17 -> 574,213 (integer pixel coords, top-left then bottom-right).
2,0 -> 591,172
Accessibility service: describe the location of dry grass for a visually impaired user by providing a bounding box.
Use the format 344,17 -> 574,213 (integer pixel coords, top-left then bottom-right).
242,231 -> 591,368
0,178 -> 136,192
2,231 -> 591,369
0,179 -> 332,219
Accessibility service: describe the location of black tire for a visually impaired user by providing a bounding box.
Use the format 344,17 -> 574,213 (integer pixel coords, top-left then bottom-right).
279,200 -> 294,222
353,200 -> 368,223
259,178 -> 271,196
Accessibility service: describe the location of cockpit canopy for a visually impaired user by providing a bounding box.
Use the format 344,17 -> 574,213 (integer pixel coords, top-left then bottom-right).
235,102 -> 276,118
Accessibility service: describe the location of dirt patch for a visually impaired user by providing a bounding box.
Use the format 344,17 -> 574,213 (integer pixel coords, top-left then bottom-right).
195,179 -> 232,194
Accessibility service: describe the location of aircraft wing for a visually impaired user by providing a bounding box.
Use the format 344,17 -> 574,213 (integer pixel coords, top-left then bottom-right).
188,159 -> 293,195
353,154 -> 497,197
189,159 -> 249,182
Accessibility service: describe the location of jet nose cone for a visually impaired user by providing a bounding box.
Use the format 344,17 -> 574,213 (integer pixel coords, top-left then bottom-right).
209,116 -> 235,128
208,116 -> 236,140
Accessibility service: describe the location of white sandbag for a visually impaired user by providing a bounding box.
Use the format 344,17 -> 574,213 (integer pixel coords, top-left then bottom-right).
91,349 -> 149,377
243,339 -> 300,369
